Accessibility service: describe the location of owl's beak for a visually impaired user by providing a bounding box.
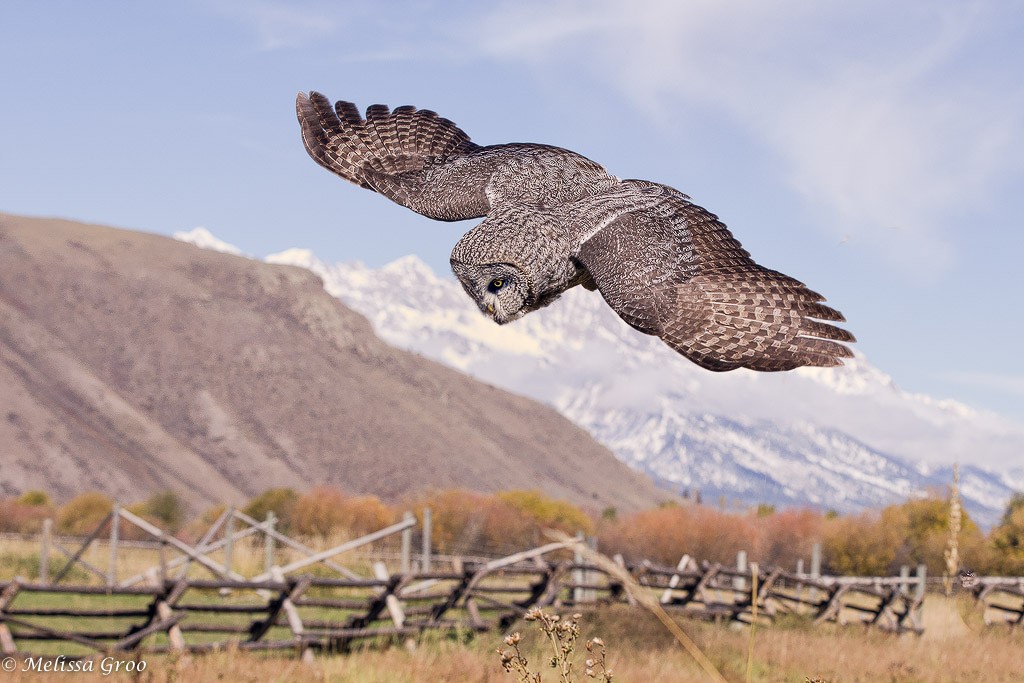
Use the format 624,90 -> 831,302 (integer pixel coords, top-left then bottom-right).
486,303 -> 495,314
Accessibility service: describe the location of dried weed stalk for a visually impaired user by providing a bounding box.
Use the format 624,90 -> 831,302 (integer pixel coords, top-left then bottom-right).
497,607 -> 612,682
546,529 -> 729,683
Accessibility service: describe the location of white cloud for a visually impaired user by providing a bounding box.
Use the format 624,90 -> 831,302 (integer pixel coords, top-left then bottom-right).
943,371 -> 1024,398
211,0 -> 339,50
461,0 -> 1024,280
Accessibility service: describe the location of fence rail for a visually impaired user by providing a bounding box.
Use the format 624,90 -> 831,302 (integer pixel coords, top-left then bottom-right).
3,509 -> 1021,659
6,552 -> 1019,658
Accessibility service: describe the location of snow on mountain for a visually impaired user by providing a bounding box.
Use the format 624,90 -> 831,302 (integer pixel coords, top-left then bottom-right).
177,231 -> 1024,526
173,227 -> 244,256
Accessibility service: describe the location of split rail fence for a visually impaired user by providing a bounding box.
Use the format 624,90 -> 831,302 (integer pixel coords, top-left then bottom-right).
1,508 -> 1021,659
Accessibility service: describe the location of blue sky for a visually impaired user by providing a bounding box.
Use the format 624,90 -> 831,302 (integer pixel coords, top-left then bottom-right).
3,1 -> 1024,425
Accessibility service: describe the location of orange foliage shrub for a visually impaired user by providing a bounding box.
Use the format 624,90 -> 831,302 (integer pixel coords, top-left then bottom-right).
0,496 -> 55,533
599,504 -> 760,566
410,490 -> 538,556
754,508 -> 823,569
291,486 -> 394,539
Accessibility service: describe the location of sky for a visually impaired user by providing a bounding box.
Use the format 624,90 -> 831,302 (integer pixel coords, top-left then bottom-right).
3,1 -> 1024,425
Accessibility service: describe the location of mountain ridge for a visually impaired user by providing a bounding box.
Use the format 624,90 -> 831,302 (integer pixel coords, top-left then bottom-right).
222,237 -> 1024,527
0,213 -> 667,514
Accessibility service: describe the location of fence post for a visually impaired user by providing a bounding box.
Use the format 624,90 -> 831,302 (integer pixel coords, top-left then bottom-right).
735,550 -> 747,590
573,532 -> 585,604
159,538 -> 168,584
400,511 -> 414,574
915,564 -> 927,623
899,565 -> 910,594
810,543 -> 821,578
264,511 -> 276,573
795,558 -> 805,607
108,505 -> 120,588
422,507 -> 432,573
40,518 -> 52,585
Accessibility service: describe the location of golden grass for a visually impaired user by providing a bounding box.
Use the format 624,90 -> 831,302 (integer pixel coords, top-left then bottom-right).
4,537 -> 1021,682
2,600 -> 1021,683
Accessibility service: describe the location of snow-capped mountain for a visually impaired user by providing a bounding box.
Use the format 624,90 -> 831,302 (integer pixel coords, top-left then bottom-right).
177,230 -> 1024,526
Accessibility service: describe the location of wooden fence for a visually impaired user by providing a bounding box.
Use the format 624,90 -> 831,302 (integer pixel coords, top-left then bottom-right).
969,577 -> 1024,627
0,549 -> 967,658
3,510 -> 1021,659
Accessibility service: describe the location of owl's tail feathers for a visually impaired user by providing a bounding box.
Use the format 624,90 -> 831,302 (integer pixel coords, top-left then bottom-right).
296,91 -> 479,188
664,268 -> 856,372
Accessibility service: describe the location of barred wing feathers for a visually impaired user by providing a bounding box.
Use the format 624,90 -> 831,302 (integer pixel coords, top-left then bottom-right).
578,192 -> 854,372
296,91 -> 489,221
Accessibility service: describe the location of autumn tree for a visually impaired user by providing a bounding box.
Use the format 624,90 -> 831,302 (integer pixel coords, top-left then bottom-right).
822,512 -> 899,575
57,492 -> 114,536
129,490 -> 187,533
496,490 -> 594,536
989,492 -> 1024,574
243,488 -> 299,532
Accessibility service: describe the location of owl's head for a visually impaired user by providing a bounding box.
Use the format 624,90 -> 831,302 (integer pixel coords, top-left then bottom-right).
450,260 -> 532,325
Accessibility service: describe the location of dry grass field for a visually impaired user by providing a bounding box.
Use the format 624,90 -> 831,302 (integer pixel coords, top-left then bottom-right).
2,600 -> 1020,683
3,533 -> 1021,682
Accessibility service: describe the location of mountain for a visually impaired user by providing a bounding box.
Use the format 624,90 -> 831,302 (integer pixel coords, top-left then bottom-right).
245,243 -> 1024,527
0,213 -> 666,514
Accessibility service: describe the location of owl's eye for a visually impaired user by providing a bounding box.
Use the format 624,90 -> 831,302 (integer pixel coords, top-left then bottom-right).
488,278 -> 505,292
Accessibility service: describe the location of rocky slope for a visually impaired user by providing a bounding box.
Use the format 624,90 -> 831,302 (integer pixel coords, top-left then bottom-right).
0,213 -> 666,514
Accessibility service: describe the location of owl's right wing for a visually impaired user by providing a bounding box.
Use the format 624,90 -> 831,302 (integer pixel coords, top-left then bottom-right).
576,186 -> 855,372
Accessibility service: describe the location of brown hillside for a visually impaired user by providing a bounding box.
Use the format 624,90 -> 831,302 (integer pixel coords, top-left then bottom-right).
0,213 -> 665,514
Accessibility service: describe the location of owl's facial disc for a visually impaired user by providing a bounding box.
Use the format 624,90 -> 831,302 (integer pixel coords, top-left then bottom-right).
451,261 -> 531,325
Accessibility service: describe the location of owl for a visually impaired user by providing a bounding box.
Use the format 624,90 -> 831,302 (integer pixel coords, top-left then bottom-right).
297,92 -> 854,372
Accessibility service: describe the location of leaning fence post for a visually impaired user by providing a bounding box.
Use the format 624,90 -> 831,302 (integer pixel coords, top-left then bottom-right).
108,505 -> 120,588
421,507 -> 432,573
224,510 -> 235,576
40,518 -> 52,585
400,511 -> 414,574
264,511 -> 276,573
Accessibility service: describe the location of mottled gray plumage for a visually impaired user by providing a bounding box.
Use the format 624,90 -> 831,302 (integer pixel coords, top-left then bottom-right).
296,91 -> 855,372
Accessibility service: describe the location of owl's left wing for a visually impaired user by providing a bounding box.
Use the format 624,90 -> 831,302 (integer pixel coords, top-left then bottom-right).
576,188 -> 855,371
298,92 -> 610,223
300,91 -> 510,221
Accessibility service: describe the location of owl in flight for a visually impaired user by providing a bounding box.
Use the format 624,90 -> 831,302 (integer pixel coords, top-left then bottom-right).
296,92 -> 854,372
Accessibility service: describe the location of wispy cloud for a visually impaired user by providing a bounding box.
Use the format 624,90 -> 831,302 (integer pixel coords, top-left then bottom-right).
460,0 -> 1024,280
210,0 -> 340,50
943,371 -> 1024,398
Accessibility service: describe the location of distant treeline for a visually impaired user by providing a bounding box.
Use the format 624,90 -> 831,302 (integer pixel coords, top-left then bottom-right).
2,487 -> 1022,577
